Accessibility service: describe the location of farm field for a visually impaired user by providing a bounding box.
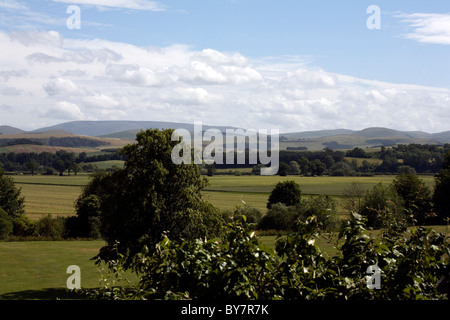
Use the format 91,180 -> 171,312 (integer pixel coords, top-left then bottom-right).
11,173 -> 436,218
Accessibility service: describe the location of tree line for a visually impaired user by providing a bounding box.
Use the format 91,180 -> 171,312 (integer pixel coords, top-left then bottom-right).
273,144 -> 450,176
0,150 -> 125,175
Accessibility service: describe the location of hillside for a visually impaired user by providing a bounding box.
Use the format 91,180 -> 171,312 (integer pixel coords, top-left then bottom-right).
1,121 -> 450,152
0,132 -> 131,154
0,125 -> 25,135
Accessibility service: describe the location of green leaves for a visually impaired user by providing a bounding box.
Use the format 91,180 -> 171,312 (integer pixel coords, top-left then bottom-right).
88,211 -> 450,301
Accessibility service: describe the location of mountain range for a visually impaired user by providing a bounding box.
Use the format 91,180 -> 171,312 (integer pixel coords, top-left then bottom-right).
1,121 -> 450,151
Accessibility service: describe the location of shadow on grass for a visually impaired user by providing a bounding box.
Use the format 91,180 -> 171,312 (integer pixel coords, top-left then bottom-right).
0,288 -> 87,300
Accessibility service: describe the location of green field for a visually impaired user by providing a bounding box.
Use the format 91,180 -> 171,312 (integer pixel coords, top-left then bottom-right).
0,240 -> 107,298
10,173 -> 436,219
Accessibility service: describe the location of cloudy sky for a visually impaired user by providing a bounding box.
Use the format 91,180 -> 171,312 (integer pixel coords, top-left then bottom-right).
1,0 -> 450,133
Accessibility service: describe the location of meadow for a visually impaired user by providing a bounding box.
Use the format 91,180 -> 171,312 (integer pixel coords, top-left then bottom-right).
0,172 -> 442,299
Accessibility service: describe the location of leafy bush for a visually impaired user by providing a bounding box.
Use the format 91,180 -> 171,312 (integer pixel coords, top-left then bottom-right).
84,210 -> 450,300
258,203 -> 299,231
222,205 -> 262,226
0,208 -> 13,240
360,183 -> 405,228
12,215 -> 37,237
36,214 -> 66,239
259,195 -> 340,232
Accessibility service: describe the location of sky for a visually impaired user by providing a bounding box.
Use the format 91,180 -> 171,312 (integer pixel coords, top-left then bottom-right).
1,0 -> 450,133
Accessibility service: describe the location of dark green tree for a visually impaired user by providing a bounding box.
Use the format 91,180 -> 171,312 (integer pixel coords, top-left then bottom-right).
278,162 -> 290,176
393,173 -> 433,224
433,152 -> 450,223
0,168 -> 25,219
267,180 -> 301,209
78,129 -> 223,264
72,194 -> 102,238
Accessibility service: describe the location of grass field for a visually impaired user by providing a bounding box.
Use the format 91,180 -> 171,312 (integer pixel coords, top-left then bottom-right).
0,172 -> 443,299
10,173 -> 436,219
0,240 -> 107,298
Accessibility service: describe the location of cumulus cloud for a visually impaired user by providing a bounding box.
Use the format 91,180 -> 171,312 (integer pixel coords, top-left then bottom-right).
396,12 -> 450,45
1,29 -> 450,133
44,101 -> 84,120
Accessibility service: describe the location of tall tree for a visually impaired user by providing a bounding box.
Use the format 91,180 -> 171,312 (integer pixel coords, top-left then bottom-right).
393,173 -> 432,224
433,152 -> 450,223
267,180 -> 302,209
77,129 -> 223,264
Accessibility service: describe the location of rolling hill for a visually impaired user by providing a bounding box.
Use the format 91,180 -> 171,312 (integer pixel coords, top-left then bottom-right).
1,121 -> 450,152
0,125 -> 25,135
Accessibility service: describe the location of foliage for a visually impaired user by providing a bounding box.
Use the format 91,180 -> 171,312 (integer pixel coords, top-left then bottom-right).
12,214 -> 37,237
35,214 -> 66,239
258,203 -> 299,231
77,129 -> 223,265
86,212 -> 449,300
267,180 -> 302,209
72,194 -> 102,238
393,173 -> 433,224
222,204 -> 263,226
433,152 -> 450,223
259,196 -> 339,232
0,168 -> 25,218
0,208 -> 13,240
360,183 -> 405,228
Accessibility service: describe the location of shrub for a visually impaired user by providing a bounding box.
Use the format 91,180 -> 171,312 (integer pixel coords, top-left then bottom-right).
12,215 -> 37,237
36,214 -> 66,239
258,203 -> 299,231
360,183 -> 405,228
85,212 -> 449,300
0,208 -> 13,240
259,196 -> 340,232
222,205 -> 263,226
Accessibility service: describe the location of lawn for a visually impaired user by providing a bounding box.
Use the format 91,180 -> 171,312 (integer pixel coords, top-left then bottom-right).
0,240 -> 107,299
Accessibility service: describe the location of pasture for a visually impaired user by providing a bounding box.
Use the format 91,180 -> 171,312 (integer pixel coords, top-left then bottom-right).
0,172 -> 442,299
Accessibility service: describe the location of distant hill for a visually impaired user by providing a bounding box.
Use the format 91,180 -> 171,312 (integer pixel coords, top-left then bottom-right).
281,129 -> 355,139
2,121 -> 450,152
280,127 -> 450,150
431,131 -> 450,144
32,120 -> 238,137
0,125 -> 25,135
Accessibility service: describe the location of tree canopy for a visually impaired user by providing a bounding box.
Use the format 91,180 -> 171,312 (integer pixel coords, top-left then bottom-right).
0,168 -> 25,218
76,129 -> 223,264
266,180 -> 302,209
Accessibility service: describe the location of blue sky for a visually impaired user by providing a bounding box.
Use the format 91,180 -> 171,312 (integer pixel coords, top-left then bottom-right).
1,0 -> 450,132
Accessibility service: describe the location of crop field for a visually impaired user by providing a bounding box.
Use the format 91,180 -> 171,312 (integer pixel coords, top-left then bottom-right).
0,173 -> 443,299
11,173 -> 436,218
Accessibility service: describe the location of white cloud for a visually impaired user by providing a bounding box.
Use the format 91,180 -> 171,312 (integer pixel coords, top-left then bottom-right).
1,29 -> 450,133
44,101 -> 84,120
43,78 -> 81,96
397,13 -> 450,45
51,0 -> 165,11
